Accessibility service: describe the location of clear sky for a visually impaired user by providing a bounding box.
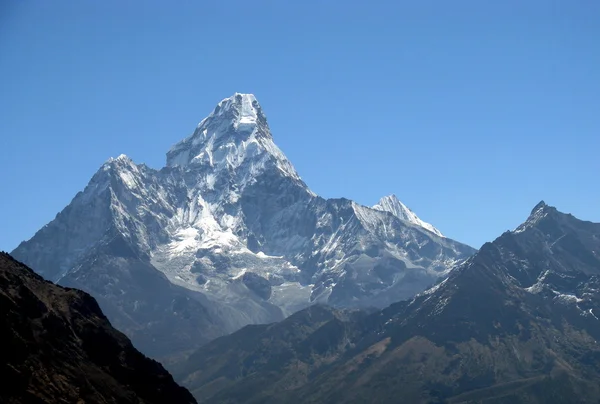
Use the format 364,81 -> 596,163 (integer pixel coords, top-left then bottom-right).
1,1 -> 599,251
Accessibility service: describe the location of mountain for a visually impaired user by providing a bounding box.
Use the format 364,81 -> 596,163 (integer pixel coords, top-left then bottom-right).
11,93 -> 475,359
175,202 -> 600,404
373,194 -> 444,237
0,252 -> 196,404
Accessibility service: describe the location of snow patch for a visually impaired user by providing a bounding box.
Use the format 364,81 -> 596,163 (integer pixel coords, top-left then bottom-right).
553,291 -> 584,304
422,277 -> 449,295
168,227 -> 199,253
373,194 -> 444,237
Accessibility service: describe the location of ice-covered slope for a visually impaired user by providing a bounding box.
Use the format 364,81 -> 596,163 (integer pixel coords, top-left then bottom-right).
167,93 -> 302,183
373,194 -> 443,237
12,93 -> 475,358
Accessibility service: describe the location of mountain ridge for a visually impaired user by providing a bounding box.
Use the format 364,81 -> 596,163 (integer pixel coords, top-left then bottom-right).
174,202 -> 600,403
373,194 -> 444,237
12,93 -> 475,359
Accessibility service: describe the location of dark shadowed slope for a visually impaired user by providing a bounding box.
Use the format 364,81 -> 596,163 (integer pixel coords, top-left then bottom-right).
0,252 -> 196,404
175,202 -> 600,404
171,304 -> 368,400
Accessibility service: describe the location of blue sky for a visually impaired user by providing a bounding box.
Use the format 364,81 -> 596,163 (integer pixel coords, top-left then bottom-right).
1,1 -> 599,251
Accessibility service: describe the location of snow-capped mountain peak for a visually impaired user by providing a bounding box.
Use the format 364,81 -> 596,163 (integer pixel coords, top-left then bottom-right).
219,93 -> 263,129
12,93 -> 477,359
165,93 -> 302,183
107,153 -> 133,163
373,194 -> 444,237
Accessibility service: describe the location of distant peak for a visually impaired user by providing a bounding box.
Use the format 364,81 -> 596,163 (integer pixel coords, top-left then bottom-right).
216,93 -> 258,108
103,154 -> 135,169
167,93 -> 272,168
94,154 -> 140,186
233,92 -> 257,101
531,200 -> 547,214
374,195 -> 408,216
165,93 -> 304,183
380,194 -> 400,203
373,195 -> 444,237
233,92 -> 256,100
514,201 -> 556,234
207,93 -> 265,129
107,154 -> 131,163
528,201 -> 557,219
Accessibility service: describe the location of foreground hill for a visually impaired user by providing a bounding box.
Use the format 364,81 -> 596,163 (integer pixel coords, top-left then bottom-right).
0,252 -> 196,404
175,202 -> 600,403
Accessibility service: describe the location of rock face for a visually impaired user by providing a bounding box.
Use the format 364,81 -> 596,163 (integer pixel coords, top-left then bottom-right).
0,252 -> 196,404
174,203 -> 600,404
11,93 -> 475,359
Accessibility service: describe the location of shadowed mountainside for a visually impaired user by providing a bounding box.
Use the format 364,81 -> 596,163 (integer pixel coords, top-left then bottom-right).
0,252 -> 196,404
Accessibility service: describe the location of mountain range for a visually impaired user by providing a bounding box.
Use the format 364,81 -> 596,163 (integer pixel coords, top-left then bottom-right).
12,93 -> 475,360
5,92 -> 599,403
173,201 -> 600,403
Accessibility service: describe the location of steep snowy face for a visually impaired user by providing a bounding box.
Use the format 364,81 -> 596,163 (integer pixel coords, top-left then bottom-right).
166,93 -> 301,184
11,154 -> 162,283
147,94 -> 316,305
373,194 -> 444,237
